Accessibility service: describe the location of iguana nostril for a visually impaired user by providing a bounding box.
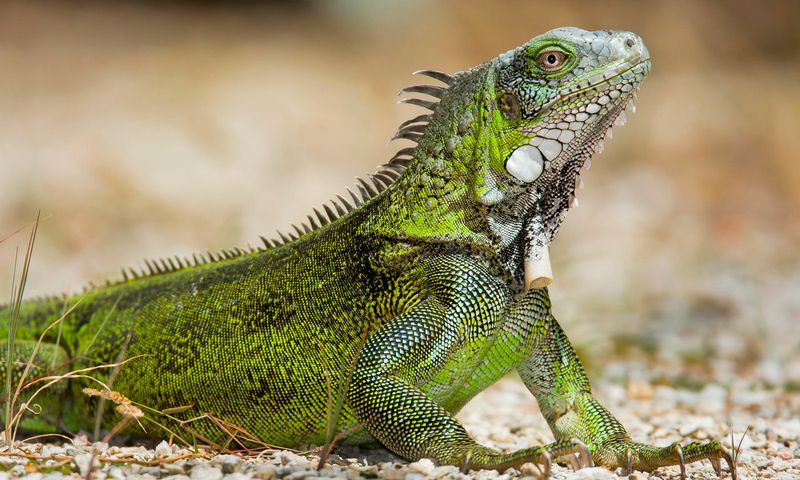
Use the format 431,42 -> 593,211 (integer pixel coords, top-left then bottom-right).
626,37 -> 635,48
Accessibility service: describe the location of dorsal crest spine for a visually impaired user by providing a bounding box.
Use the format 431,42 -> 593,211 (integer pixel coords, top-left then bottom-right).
111,69 -> 454,284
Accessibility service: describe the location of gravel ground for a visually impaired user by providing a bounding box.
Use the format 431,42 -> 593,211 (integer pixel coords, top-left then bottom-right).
1,376 -> 797,480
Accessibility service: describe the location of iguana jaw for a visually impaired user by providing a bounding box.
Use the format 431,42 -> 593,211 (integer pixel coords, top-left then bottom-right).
507,29 -> 651,291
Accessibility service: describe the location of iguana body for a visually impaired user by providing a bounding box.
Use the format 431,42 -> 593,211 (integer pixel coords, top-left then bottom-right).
1,28 -> 736,477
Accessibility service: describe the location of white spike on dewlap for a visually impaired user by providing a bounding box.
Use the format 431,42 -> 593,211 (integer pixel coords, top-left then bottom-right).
524,244 -> 553,291
505,145 -> 544,183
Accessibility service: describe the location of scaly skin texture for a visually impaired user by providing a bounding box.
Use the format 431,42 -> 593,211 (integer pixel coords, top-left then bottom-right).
1,28 -> 736,477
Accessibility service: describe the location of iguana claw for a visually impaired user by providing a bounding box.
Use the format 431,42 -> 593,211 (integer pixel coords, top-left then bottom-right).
622,448 -> 633,476
575,439 -> 593,468
568,454 -> 580,471
710,457 -> 722,476
541,450 -> 552,479
599,440 -> 737,479
677,443 -> 686,479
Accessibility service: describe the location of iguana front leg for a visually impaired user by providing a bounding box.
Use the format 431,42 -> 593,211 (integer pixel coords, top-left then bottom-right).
347,259 -> 585,473
516,289 -> 737,478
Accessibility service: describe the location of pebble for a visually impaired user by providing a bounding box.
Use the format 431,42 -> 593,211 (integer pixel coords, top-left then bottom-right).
212,454 -> 244,473
73,452 -> 97,477
107,467 -> 127,480
407,458 -> 435,475
155,440 -> 172,456
225,474 -> 253,480
566,467 -> 618,479
190,465 -> 224,480
380,463 -> 407,480
252,464 -> 278,479
40,444 -> 66,457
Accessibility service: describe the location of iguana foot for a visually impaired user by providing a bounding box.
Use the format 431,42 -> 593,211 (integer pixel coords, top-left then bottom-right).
462,438 -> 593,477
588,438 -> 737,479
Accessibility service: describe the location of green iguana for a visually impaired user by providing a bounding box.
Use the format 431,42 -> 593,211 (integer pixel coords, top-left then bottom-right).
1,27 -> 736,478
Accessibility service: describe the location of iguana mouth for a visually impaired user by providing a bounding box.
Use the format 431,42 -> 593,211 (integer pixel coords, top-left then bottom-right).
567,59 -> 651,200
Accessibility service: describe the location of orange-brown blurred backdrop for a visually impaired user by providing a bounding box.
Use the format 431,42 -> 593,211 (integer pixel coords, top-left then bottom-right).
1,0 -> 798,385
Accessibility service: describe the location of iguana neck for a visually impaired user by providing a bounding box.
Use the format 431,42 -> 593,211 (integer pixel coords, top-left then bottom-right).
368,65 -> 498,252
367,63 -> 538,292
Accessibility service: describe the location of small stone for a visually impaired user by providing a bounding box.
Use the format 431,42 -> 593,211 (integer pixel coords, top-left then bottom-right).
568,466 -> 618,479
226,474 -> 253,480
212,454 -> 244,474
379,463 -> 406,480
140,466 -> 163,476
73,452 -> 97,478
155,440 -> 172,456
407,458 -> 435,476
403,474 -> 427,480
162,461 -> 188,475
108,467 -> 127,480
41,444 -> 67,457
275,451 -> 310,468
519,462 -> 544,476
190,465 -> 223,480
776,449 -> 793,460
431,465 -> 459,477
251,464 -> 277,479
472,469 -> 501,480
346,465 -> 378,479
128,474 -> 157,480
321,454 -> 347,467
10,465 -> 27,477
93,441 -> 110,451
161,476 -> 191,480
41,474 -> 66,480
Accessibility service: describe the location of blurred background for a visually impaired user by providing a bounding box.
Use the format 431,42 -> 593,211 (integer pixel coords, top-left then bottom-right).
1,0 -> 798,389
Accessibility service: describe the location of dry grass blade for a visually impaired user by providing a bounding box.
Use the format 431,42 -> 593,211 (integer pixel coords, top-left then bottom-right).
93,328 -> 133,441
0,449 -> 203,467
6,296 -> 84,443
0,214 -> 51,246
83,387 -> 132,405
168,410 -> 284,454
9,356 -> 146,442
84,449 -> 98,480
4,212 -> 40,446
102,417 -> 134,444
731,423 -> 749,475
160,404 -> 194,415
21,433 -> 74,444
115,404 -> 144,418
4,246 -> 20,445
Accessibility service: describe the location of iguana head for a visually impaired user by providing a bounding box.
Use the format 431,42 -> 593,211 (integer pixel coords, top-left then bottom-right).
382,28 -> 649,291
480,27 -> 651,290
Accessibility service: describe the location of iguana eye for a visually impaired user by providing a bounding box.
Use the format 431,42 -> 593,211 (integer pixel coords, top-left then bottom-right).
538,50 -> 567,70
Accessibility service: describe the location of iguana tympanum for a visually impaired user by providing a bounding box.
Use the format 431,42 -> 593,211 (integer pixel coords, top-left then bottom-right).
1,28 -> 736,478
